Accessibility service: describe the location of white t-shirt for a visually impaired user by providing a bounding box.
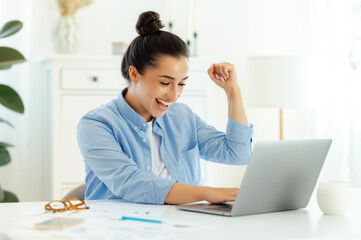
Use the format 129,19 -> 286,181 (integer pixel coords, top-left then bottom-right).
147,119 -> 171,179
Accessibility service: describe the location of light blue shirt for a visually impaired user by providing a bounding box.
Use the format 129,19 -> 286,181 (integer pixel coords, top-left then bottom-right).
77,88 -> 254,204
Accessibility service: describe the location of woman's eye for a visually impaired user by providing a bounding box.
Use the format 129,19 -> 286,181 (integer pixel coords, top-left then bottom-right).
178,83 -> 186,86
160,82 -> 169,86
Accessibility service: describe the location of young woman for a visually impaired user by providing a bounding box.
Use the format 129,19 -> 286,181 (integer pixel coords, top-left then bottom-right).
77,11 -> 253,205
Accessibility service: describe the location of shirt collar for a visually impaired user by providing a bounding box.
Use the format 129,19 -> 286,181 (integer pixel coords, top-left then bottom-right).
115,88 -> 149,132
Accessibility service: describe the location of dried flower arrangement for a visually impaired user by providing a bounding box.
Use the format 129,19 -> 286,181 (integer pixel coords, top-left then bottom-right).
56,0 -> 93,16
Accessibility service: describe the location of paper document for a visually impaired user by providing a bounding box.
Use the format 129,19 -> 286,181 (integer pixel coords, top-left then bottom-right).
17,200 -> 209,240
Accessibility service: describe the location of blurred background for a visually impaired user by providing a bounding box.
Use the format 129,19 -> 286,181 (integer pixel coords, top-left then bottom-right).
0,0 -> 360,202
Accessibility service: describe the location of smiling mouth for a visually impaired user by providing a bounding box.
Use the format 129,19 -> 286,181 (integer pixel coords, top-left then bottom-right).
156,98 -> 171,111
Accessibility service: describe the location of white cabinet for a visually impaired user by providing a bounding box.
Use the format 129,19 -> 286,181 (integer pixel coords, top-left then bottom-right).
41,55 -> 212,199
59,95 -> 117,196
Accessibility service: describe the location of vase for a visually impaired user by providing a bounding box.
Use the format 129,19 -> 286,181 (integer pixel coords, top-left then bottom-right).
52,16 -> 77,54
317,181 -> 351,215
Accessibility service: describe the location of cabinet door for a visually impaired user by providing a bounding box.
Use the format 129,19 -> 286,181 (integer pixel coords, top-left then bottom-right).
59,94 -> 118,192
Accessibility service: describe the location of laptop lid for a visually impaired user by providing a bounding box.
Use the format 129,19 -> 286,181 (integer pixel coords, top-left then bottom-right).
230,139 -> 332,216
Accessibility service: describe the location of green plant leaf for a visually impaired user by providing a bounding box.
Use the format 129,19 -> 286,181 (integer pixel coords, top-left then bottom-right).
0,117 -> 15,128
0,190 -> 19,202
0,20 -> 22,39
0,47 -> 26,70
0,147 -> 11,166
0,84 -> 24,113
0,142 -> 14,148
0,188 -> 4,201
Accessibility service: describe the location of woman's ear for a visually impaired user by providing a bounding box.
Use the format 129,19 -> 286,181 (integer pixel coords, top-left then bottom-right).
128,65 -> 140,84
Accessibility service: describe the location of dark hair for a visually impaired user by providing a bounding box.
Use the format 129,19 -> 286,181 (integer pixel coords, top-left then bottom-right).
121,11 -> 189,83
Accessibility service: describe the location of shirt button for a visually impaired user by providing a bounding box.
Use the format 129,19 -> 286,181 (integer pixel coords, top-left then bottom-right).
143,123 -> 147,127
134,126 -> 138,130
143,138 -> 146,142
147,166 -> 150,170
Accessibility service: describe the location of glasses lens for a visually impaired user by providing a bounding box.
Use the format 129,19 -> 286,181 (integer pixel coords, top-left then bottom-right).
49,201 -> 66,210
68,199 -> 88,209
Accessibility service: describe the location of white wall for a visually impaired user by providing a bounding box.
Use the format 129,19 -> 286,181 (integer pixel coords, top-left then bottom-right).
1,0 -> 336,201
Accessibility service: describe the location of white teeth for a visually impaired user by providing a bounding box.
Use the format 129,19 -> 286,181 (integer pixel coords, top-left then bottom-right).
157,99 -> 171,106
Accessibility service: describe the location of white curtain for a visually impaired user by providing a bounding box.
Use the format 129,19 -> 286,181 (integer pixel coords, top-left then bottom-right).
310,0 -> 361,187
349,0 -> 361,187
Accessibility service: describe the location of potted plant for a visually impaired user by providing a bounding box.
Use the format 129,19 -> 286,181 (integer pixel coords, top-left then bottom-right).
0,20 -> 26,202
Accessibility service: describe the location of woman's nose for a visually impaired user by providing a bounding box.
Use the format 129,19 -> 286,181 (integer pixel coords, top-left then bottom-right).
168,87 -> 180,101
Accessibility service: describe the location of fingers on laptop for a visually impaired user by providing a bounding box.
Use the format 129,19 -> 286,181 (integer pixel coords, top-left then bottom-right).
205,187 -> 239,203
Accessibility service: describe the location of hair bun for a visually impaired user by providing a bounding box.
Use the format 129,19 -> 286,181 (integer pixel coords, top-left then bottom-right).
136,11 -> 165,36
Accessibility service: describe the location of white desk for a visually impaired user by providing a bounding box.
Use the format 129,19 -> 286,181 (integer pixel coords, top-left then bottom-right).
1,189 -> 361,240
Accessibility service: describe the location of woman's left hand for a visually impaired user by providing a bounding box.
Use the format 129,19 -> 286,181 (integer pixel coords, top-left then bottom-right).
207,62 -> 239,91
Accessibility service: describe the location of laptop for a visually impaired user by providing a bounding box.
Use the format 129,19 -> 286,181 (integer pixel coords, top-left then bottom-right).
176,139 -> 332,217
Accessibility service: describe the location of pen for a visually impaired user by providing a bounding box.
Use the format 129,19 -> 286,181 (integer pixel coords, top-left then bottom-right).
121,216 -> 162,224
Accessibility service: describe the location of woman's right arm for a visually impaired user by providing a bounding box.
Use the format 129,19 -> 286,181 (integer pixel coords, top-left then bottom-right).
164,183 -> 239,205
77,116 -> 177,204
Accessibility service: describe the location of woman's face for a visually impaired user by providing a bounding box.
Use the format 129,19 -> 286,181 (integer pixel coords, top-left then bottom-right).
127,55 -> 189,122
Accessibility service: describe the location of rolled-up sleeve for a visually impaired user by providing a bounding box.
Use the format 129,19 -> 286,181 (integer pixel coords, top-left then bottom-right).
197,114 -> 253,165
77,117 -> 177,204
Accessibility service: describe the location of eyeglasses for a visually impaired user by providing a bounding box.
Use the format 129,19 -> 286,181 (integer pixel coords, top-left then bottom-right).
45,198 -> 89,213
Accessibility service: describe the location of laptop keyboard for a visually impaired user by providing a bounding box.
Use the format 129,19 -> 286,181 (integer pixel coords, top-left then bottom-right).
203,203 -> 233,212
